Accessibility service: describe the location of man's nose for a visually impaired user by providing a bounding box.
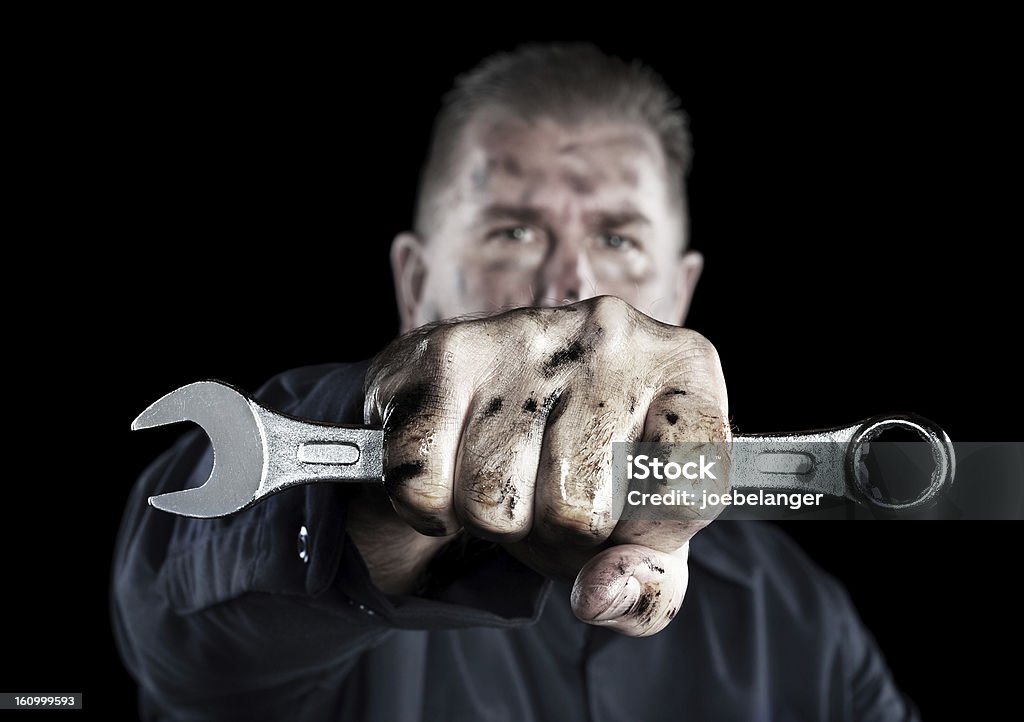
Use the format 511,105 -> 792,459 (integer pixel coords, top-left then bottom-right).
533,239 -> 595,307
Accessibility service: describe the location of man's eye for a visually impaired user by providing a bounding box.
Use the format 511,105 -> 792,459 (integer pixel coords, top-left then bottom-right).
491,227 -> 536,243
600,233 -> 636,251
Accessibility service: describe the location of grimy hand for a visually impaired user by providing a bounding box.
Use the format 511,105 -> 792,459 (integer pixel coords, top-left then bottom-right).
347,296 -> 730,637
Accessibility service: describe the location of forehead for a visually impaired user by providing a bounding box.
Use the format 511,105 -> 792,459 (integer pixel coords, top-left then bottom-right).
455,108 -> 671,210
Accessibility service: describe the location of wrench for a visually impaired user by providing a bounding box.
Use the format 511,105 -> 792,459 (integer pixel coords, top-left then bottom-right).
132,380 -> 955,518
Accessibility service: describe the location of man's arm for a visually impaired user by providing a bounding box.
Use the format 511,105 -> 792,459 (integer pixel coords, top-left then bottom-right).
723,522 -> 922,722
828,575 -> 921,722
114,296 -> 733,716
112,361 -> 549,720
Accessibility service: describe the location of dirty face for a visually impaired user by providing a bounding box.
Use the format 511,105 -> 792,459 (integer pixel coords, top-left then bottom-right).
392,108 -> 704,331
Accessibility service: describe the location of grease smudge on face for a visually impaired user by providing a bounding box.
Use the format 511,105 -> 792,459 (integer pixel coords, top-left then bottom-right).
415,112 -> 693,326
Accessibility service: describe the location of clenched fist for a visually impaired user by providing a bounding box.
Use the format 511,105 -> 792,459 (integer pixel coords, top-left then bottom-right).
346,296 -> 730,637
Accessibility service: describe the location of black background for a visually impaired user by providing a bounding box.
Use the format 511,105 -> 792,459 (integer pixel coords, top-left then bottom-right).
8,30 -> 1021,720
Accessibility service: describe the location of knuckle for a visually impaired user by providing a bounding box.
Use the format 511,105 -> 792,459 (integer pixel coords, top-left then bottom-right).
586,294 -> 634,327
380,388 -> 448,444
393,482 -> 451,517
434,320 -> 499,374
539,501 -> 612,545
391,475 -> 448,510
571,296 -> 637,355
660,329 -> 725,387
677,328 -> 718,361
431,322 -> 466,359
457,501 -> 529,542
387,481 -> 457,536
456,457 -> 530,534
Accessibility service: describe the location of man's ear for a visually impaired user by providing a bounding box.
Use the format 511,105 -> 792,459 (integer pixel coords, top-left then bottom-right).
671,250 -> 704,325
391,231 -> 428,333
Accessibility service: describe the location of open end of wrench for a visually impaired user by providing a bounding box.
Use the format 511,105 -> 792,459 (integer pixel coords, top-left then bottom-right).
846,414 -> 956,511
132,381 -> 267,518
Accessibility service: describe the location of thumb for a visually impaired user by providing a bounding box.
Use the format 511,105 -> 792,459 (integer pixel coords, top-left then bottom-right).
570,543 -> 690,637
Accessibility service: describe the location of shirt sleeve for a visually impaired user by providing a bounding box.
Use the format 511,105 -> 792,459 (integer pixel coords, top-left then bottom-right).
111,361 -> 550,719
824,576 -> 922,722
696,521 -> 922,721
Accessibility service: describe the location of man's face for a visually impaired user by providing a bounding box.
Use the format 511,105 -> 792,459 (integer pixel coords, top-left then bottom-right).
392,107 -> 703,331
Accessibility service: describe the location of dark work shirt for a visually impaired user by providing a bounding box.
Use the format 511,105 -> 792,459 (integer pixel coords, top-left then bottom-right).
112,362 -> 919,721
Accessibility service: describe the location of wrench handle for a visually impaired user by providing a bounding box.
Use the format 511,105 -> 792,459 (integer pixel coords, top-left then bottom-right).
257,409 -> 384,498
731,414 -> 955,512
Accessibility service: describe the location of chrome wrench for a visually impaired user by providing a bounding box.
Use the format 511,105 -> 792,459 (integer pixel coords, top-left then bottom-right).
132,380 -> 955,518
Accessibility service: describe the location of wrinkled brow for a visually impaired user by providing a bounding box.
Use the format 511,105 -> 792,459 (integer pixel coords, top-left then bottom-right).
480,204 -> 650,228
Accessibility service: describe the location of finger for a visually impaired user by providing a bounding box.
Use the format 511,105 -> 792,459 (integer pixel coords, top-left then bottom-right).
611,333 -> 731,551
453,390 -> 546,542
530,378 -> 643,549
367,334 -> 470,537
571,542 -> 689,637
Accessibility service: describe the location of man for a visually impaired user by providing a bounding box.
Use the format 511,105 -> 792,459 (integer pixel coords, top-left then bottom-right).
113,43 -> 918,720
